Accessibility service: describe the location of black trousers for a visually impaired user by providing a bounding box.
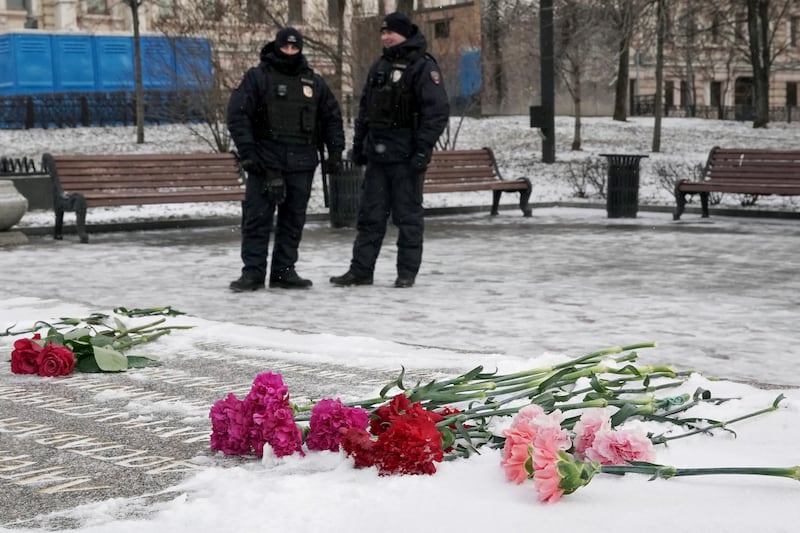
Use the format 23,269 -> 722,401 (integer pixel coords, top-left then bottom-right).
239,169 -> 314,282
350,162 -> 424,278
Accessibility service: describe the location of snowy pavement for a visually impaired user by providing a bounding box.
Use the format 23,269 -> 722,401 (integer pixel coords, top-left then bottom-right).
3,206 -> 799,387
1,205 -> 799,529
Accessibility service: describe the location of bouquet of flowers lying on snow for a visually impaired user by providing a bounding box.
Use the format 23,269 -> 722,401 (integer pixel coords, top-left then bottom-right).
210,342 -> 799,494
3,306 -> 191,375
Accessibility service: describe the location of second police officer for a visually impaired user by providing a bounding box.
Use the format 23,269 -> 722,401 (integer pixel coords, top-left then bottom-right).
330,12 -> 450,289
228,27 -> 345,292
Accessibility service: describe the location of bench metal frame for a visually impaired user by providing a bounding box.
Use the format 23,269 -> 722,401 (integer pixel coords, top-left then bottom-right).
674,146 -> 800,220
425,147 -> 533,217
44,152 -> 245,243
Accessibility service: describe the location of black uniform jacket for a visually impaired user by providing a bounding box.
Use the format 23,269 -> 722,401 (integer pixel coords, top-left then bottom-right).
354,29 -> 450,164
228,42 -> 345,172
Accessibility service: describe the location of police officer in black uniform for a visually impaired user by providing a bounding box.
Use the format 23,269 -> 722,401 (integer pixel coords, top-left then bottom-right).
330,12 -> 449,288
228,27 -> 345,292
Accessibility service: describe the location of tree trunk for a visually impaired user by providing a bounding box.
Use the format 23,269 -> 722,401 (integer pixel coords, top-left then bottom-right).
572,69 -> 582,151
747,0 -> 770,128
131,0 -> 145,144
612,39 -> 630,121
651,0 -> 665,153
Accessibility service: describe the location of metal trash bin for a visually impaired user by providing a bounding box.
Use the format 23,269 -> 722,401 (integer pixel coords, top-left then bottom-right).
328,160 -> 364,228
600,153 -> 648,218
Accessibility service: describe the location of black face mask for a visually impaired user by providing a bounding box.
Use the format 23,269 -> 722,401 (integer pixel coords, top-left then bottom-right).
272,48 -> 304,73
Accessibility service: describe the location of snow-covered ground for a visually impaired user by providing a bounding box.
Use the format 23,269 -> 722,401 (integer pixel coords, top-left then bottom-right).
1,116 -> 799,532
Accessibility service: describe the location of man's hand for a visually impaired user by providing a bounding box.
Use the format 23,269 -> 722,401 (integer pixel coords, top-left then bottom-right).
238,146 -> 267,176
323,151 -> 344,174
411,151 -> 430,171
349,145 -> 368,166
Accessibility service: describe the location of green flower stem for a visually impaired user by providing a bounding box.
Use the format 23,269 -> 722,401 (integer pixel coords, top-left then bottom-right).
651,394 -> 786,444
600,463 -> 800,482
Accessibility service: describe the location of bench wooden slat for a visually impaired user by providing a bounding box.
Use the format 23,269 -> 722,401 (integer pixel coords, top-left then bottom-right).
421,148 -> 532,217
674,146 -> 800,219
44,152 -> 245,243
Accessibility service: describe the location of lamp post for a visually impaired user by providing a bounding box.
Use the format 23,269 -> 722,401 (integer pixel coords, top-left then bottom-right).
540,0 -> 555,163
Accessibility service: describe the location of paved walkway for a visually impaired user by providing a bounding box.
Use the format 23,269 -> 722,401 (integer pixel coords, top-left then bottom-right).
2,206 -> 798,386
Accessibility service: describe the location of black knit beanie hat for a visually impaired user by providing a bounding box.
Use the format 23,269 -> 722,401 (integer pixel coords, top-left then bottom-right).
275,27 -> 303,52
381,12 -> 413,38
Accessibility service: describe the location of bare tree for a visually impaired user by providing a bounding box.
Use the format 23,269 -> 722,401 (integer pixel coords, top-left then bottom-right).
125,0 -> 145,144
151,0 -> 352,152
554,0 -> 615,150
651,0 -> 665,152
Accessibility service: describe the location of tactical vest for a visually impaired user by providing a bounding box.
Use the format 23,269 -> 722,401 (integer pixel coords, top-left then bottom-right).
366,56 -> 418,129
263,69 -> 319,145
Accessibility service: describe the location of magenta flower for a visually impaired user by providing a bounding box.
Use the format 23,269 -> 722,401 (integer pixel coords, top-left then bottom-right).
305,398 -> 370,452
209,393 -> 252,455
586,427 -> 656,465
243,372 -> 303,458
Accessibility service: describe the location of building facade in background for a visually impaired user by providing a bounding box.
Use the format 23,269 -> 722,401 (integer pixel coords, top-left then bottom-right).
3,0 -> 800,118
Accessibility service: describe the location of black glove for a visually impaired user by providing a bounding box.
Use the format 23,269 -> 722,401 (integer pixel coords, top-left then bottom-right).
323,151 -> 344,174
264,173 -> 286,205
411,151 -> 430,172
349,144 -> 368,166
238,145 -> 267,175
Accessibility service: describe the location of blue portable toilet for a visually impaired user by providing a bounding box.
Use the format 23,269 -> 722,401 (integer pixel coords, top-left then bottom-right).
0,32 -> 55,94
94,35 -> 134,90
174,37 -> 212,89
52,34 -> 96,92
459,49 -> 481,98
142,36 -> 176,89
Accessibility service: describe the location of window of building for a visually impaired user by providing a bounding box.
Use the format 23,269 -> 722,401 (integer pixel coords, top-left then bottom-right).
288,0 -> 303,24
247,0 -> 266,23
199,0 -> 223,21
788,82 -> 798,107
328,0 -> 343,27
680,80 -> 689,107
433,19 -> 450,39
710,81 -> 722,108
7,0 -> 25,10
791,17 -> 800,47
159,0 -> 176,19
665,80 -> 674,108
710,14 -> 721,44
86,0 -> 108,14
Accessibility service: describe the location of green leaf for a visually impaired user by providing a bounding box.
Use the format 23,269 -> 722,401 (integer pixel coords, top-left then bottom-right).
76,356 -> 102,373
126,355 -> 160,369
63,328 -> 92,341
90,335 -> 115,347
92,345 -> 128,372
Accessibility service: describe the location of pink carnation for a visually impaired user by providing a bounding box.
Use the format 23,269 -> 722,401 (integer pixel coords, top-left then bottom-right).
585,427 -> 656,465
572,408 -> 612,458
306,398 -> 370,452
209,393 -> 252,455
534,461 -> 565,503
501,408 -> 570,484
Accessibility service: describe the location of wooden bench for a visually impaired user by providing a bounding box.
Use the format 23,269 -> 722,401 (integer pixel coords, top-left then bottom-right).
424,148 -> 532,216
43,152 -> 245,243
674,147 -> 800,219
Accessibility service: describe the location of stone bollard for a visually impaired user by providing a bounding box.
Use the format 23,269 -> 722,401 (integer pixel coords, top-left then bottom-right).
0,180 -> 29,245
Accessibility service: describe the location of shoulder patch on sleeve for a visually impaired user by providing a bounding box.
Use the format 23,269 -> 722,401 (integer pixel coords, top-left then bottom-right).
430,71 -> 441,85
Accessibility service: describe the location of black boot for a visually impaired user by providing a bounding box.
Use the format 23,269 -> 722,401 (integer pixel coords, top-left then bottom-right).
229,276 -> 265,292
269,269 -> 313,289
330,270 -> 374,286
394,276 -> 415,288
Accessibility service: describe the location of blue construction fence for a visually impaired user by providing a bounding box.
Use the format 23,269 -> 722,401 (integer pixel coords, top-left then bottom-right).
0,31 -> 212,128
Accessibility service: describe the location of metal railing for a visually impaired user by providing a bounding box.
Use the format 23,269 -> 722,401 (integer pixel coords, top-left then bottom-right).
0,89 -> 212,129
631,94 -> 800,123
